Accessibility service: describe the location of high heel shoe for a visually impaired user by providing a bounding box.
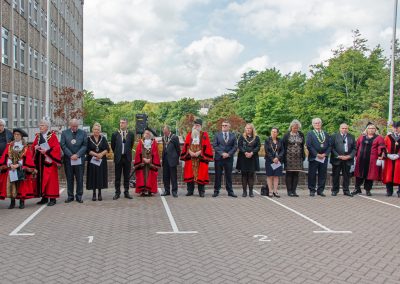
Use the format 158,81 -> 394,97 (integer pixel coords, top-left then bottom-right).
273,192 -> 280,198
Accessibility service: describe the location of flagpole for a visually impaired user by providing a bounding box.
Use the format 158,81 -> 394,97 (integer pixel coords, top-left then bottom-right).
388,0 -> 398,128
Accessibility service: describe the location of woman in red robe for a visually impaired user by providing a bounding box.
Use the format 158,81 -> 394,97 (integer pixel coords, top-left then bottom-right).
32,120 -> 61,206
0,128 -> 36,209
352,122 -> 386,196
180,118 -> 213,197
134,129 -> 161,196
382,121 -> 400,197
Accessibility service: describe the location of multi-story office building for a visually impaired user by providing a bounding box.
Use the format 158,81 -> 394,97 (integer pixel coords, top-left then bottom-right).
0,0 -> 83,140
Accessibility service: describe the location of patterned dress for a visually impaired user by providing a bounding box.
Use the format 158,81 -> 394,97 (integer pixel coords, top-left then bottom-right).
283,132 -> 304,171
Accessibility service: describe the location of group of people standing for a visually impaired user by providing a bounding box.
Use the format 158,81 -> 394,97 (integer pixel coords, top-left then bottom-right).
0,116 -> 399,209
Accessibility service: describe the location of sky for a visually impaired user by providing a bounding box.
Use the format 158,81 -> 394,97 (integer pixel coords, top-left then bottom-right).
83,0 -> 400,102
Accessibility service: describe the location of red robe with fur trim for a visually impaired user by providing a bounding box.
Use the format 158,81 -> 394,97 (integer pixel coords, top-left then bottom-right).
382,134 -> 400,185
32,131 -> 61,199
0,142 -> 36,200
181,131 -> 213,185
134,139 -> 160,194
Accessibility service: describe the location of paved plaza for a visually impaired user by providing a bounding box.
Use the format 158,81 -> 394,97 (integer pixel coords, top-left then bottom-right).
1,185 -> 400,284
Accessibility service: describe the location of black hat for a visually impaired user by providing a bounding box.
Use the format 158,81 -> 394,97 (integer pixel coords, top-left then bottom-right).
144,126 -> 157,137
193,118 -> 203,126
13,128 -> 28,137
394,121 -> 400,128
365,122 -> 379,131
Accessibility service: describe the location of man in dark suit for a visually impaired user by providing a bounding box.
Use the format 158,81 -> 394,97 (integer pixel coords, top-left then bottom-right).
212,121 -> 238,198
111,118 -> 135,200
61,119 -> 88,203
330,123 -> 356,197
161,125 -> 181,197
306,118 -> 331,197
0,119 -> 13,158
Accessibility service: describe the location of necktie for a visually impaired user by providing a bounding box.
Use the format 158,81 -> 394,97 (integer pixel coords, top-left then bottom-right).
224,132 -> 228,142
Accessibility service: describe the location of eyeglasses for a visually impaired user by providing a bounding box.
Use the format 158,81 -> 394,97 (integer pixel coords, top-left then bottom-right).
222,124 -> 229,127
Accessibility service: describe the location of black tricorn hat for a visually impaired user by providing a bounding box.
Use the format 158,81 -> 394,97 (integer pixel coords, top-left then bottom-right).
13,128 -> 28,137
145,126 -> 157,137
193,118 -> 203,125
365,121 -> 379,131
394,121 -> 400,128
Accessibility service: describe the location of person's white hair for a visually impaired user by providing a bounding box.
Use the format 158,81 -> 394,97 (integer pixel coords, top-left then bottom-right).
289,119 -> 302,131
312,117 -> 322,125
0,119 -> 6,126
39,119 -> 51,128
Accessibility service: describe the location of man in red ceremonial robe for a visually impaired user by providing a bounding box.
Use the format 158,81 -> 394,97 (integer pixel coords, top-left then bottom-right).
32,119 -> 61,206
0,128 -> 36,209
134,128 -> 161,196
181,118 -> 213,197
353,122 -> 386,196
383,121 -> 400,197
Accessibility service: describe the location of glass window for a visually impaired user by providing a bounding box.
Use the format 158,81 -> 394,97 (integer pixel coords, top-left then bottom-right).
33,1 -> 38,26
1,27 -> 9,65
1,93 -> 9,125
28,0 -> 32,21
20,96 -> 25,127
29,46 -> 33,75
20,0 -> 25,17
34,99 -> 38,122
34,50 -> 38,77
13,36 -> 18,69
13,95 -> 18,127
20,40 -> 25,72
29,98 -> 33,126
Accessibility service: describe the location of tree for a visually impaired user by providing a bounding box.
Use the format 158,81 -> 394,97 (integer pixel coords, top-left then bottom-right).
53,87 -> 84,130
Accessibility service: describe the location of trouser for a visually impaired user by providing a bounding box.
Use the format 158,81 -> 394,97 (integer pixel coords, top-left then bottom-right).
241,171 -> 255,190
285,171 -> 299,194
64,161 -> 84,200
385,182 -> 400,195
331,162 -> 351,193
162,159 -> 178,194
115,155 -> 131,195
355,177 -> 373,192
214,157 -> 234,194
187,182 -> 205,194
308,160 -> 328,194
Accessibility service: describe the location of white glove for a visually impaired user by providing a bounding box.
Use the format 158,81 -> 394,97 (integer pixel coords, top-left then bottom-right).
393,154 -> 400,160
387,154 -> 395,160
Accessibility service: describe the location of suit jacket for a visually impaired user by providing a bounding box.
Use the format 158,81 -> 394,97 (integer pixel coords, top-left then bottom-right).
306,129 -> 331,162
330,132 -> 356,165
162,133 -> 181,167
60,128 -> 87,161
213,131 -> 238,161
111,130 -> 135,163
0,128 -> 13,157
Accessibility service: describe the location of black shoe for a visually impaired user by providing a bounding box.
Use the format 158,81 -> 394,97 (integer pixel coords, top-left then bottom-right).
288,192 -> 294,197
65,198 -> 74,203
92,194 -> 97,201
124,192 -> 133,199
8,199 -> 16,209
172,192 -> 178,198
37,197 -> 48,205
310,192 -> 315,197
366,191 -> 372,196
386,192 -> 393,197
76,198 -> 83,203
397,192 -> 400,198
161,191 -> 170,196
199,192 -> 205,198
242,190 -> 247,197
292,192 -> 299,197
249,189 -> 254,198
98,191 -> 103,201
331,192 -> 338,196
47,199 -> 56,206
186,192 -> 193,196
228,192 -> 237,198
344,192 -> 353,197
212,192 -> 219,197
19,200 -> 25,209
352,189 -> 362,195
317,192 -> 326,197
273,192 -> 280,198
113,194 -> 120,200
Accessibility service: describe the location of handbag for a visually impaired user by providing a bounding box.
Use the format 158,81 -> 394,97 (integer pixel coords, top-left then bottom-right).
261,184 -> 269,196
16,168 -> 25,181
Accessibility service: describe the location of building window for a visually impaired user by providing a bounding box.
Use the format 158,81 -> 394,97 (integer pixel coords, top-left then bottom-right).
29,98 -> 33,126
28,0 -> 32,22
2,27 -> 10,65
34,50 -> 38,77
34,99 -> 38,123
20,40 -> 25,72
13,95 -> 18,127
13,0 -> 18,9
29,46 -> 33,75
20,96 -> 25,127
44,57 -> 47,80
13,36 -> 18,69
41,101 -> 44,120
33,1 -> 38,27
1,93 -> 8,126
40,9 -> 44,32
44,14 -> 47,37
60,33 -> 64,53
20,0 -> 25,17
40,55 -> 44,80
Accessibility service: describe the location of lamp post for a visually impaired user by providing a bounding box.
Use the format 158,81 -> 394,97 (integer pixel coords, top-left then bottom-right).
388,0 -> 398,128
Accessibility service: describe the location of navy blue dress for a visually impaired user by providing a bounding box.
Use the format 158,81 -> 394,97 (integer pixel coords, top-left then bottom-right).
264,137 -> 284,176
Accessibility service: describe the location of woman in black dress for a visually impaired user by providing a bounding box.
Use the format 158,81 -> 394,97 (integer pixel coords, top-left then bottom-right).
236,123 -> 260,197
265,127 -> 284,198
86,123 -> 109,201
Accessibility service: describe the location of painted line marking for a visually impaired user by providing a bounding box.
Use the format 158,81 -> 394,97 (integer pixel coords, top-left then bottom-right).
156,188 -> 198,235
10,188 -> 66,236
357,194 -> 400,209
254,190 -> 352,234
87,236 -> 94,243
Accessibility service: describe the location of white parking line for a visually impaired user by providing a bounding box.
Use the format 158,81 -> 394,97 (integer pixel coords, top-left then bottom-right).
254,190 -> 352,234
156,188 -> 198,235
357,195 -> 400,209
9,188 -> 66,236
